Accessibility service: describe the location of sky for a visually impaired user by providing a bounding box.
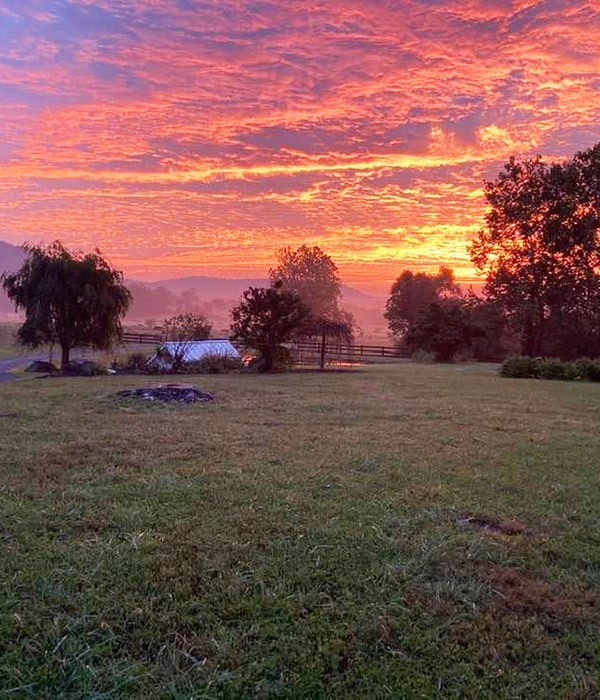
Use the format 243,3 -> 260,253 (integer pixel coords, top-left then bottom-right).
0,1 -> 599,293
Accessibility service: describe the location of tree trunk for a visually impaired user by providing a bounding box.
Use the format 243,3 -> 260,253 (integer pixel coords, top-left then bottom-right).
61,344 -> 70,371
263,346 -> 275,372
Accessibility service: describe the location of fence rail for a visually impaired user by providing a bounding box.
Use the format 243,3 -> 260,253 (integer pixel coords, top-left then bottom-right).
289,341 -> 408,360
121,332 -> 408,362
122,331 -> 164,345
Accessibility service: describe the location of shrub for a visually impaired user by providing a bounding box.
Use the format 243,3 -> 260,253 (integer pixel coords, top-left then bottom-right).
499,356 -> 539,378
125,352 -> 149,372
574,358 -> 600,382
181,353 -> 244,374
500,356 -> 600,382
538,358 -> 569,380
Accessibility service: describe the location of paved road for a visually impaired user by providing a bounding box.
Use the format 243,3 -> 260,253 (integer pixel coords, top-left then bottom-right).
0,355 -> 44,384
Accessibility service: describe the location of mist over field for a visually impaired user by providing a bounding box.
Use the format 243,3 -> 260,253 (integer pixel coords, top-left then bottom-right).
0,240 -> 388,339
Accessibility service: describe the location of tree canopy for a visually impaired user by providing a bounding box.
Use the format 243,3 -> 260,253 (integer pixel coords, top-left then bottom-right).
406,298 -> 483,362
230,282 -> 310,371
1,241 -> 131,369
470,143 -> 600,358
269,245 -> 342,319
384,267 -> 459,337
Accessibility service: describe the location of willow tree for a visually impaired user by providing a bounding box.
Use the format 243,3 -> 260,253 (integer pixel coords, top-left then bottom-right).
1,241 -> 131,369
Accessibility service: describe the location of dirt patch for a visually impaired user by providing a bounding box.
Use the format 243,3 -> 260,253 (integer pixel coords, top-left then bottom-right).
484,565 -> 598,628
457,515 -> 527,536
117,384 -> 214,404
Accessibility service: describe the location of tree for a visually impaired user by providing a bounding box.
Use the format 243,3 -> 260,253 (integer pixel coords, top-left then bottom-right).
230,282 -> 310,372
470,146 -> 600,358
385,267 -> 459,338
1,241 -> 131,369
300,316 -> 354,370
463,293 -> 515,361
269,245 -> 342,318
406,299 -> 482,362
164,313 -> 212,341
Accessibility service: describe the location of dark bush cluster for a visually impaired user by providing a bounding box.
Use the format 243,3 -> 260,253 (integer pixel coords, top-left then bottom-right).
180,353 -> 244,374
500,356 -> 600,381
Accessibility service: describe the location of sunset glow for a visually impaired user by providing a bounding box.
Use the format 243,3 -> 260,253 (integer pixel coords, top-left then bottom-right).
1,0 -> 600,292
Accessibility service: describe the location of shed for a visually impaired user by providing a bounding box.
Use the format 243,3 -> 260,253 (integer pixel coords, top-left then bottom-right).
148,339 -> 241,370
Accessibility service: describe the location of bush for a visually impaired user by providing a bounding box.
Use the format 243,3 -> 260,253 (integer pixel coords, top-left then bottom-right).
125,352 -> 149,372
574,358 -> 600,382
500,356 -> 600,382
500,356 -> 540,378
538,358 -> 570,380
181,353 -> 244,374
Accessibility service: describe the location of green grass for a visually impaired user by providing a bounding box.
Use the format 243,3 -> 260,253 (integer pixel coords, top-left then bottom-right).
1,363 -> 599,698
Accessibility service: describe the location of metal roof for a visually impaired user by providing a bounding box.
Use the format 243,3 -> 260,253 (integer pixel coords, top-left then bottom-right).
148,339 -> 241,368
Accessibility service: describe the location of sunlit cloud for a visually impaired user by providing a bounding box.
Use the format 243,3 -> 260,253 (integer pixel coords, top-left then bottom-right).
1,0 -> 599,292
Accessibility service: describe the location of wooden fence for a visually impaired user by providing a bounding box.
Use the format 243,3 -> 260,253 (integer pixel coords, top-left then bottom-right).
121,331 -> 164,345
120,331 -> 408,363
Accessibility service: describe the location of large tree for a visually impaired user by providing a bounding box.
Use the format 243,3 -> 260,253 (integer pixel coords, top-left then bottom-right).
385,267 -> 459,338
405,298 -> 482,362
269,245 -> 342,318
470,146 -> 600,358
230,282 -> 310,372
1,241 -> 131,369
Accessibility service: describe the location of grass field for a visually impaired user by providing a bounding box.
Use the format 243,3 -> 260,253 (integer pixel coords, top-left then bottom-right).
1,363 -> 599,698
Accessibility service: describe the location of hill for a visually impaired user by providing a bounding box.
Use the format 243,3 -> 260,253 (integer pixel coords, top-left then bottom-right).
148,275 -> 382,304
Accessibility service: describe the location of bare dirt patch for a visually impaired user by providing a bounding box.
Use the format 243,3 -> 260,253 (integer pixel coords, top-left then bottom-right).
485,565 -> 598,628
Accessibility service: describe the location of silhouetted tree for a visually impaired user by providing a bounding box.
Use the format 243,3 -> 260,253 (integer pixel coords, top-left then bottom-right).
470,145 -> 600,358
463,293 -> 516,361
385,267 -> 459,338
406,299 -> 482,362
269,245 -> 342,318
230,282 -> 310,371
1,241 -> 130,369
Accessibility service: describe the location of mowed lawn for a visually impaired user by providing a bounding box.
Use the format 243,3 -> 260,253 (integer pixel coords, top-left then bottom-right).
1,364 -> 599,699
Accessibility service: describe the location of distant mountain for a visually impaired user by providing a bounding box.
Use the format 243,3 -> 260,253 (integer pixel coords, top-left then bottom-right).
147,275 -> 383,303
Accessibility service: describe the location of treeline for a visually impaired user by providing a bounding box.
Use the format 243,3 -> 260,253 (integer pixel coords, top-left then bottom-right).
385,141 -> 600,361
126,282 -> 231,324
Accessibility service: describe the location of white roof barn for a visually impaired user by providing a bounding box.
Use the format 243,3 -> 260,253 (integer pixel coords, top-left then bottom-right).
148,339 -> 241,370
